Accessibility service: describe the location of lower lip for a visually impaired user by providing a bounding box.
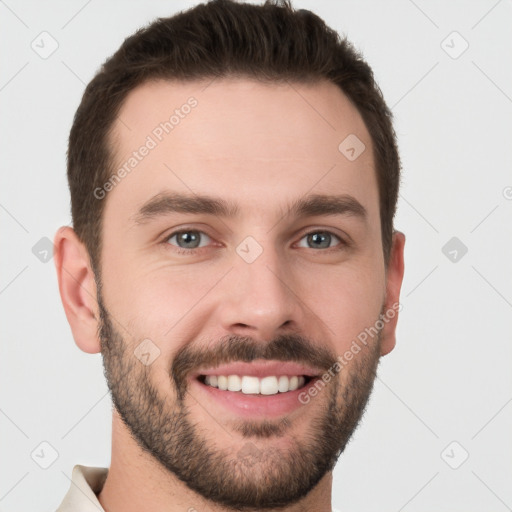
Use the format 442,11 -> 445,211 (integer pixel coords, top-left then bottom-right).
189,377 -> 318,418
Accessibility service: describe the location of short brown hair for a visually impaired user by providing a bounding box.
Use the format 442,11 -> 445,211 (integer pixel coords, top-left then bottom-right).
67,0 -> 400,273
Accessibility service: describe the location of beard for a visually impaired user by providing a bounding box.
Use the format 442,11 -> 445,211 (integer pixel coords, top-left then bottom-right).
97,289 -> 382,511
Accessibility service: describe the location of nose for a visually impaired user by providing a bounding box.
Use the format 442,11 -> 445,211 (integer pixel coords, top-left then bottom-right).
216,245 -> 302,342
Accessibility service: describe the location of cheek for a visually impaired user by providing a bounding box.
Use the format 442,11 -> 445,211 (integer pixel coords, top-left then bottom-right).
302,260 -> 385,351
103,249 -> 189,311
102,258 -> 221,349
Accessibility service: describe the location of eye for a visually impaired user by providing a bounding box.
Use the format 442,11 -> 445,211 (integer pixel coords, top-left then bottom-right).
296,230 -> 344,250
165,230 -> 212,250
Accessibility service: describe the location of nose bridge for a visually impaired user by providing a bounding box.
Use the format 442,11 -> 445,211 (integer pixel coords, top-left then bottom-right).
219,238 -> 300,338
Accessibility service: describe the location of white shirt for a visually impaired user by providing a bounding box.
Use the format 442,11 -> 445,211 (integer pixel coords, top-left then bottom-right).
56,463 -> 338,511
56,465 -> 108,511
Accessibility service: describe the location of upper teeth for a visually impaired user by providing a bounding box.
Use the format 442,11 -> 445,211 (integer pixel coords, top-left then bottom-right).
204,375 -> 306,395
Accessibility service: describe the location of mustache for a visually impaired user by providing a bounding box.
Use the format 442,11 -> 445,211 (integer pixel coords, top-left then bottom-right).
171,333 -> 338,398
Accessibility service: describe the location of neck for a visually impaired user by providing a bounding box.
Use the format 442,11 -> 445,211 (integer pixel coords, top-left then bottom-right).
98,411 -> 334,512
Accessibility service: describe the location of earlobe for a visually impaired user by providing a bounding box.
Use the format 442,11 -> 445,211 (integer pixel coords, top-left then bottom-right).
54,226 -> 101,354
379,231 -> 406,356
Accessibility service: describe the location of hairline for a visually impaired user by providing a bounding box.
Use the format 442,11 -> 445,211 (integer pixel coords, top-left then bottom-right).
90,74 -> 391,275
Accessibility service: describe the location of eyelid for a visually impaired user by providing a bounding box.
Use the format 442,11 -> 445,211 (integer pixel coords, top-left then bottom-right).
163,227 -> 215,249
295,229 -> 346,250
160,223 -> 215,240
159,223 -> 352,254
294,224 -> 351,244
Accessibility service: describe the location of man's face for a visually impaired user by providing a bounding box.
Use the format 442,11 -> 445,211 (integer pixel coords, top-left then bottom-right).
97,78 -> 393,509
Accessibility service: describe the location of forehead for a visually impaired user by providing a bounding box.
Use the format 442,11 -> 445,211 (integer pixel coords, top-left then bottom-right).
105,77 -> 378,225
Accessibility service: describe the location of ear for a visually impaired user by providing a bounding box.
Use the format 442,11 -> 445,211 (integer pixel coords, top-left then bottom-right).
54,226 -> 101,354
379,230 -> 405,356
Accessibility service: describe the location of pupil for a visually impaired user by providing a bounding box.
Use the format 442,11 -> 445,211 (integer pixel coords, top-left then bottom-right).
309,232 -> 329,248
179,231 -> 199,248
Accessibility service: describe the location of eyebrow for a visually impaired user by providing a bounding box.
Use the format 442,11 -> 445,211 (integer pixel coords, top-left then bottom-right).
132,191 -> 367,225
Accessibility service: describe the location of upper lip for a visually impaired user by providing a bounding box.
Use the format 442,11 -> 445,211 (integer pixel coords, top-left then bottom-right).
190,360 -> 324,380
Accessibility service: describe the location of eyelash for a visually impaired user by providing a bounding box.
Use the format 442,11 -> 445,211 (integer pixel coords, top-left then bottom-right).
162,228 -> 348,255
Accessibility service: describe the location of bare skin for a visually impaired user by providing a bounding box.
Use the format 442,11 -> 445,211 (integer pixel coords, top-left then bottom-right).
54,78 -> 405,512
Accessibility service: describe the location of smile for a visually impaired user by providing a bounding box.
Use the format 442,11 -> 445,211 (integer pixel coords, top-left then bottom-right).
189,360 -> 324,418
200,374 -> 311,395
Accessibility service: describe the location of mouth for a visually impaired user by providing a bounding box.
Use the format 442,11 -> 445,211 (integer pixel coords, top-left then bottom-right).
188,360 -> 324,418
197,374 -> 315,395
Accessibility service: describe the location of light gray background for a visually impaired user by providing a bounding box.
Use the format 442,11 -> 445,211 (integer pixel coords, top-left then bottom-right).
1,1 -> 511,511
